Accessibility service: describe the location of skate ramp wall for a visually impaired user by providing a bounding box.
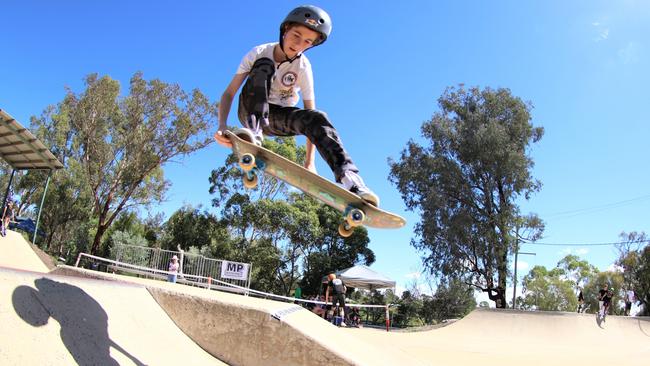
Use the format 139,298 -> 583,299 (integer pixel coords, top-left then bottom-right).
3,232 -> 420,366
4,230 -> 649,366
0,230 -> 50,273
0,266 -> 222,365
346,307 -> 650,366
51,265 -> 422,366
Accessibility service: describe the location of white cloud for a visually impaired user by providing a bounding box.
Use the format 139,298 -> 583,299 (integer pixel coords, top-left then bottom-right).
558,247 -> 589,256
618,42 -> 641,64
607,264 -> 625,273
597,29 -> 610,41
516,260 -> 530,271
591,21 -> 609,42
404,272 -> 421,280
475,290 -> 492,307
394,284 -> 406,296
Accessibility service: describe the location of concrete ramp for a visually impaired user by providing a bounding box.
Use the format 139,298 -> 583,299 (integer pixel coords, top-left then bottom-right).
1,231 -> 417,366
51,266 -> 420,366
345,308 -> 650,366
3,230 -> 649,365
0,230 -> 49,272
0,267 -> 222,365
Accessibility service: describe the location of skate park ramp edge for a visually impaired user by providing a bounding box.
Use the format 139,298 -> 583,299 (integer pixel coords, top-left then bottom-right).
50,265 -> 420,366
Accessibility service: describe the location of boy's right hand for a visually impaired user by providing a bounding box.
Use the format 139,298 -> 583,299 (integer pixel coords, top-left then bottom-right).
214,127 -> 232,148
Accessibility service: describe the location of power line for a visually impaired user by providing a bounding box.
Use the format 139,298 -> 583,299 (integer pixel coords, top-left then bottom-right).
542,194 -> 650,220
521,239 -> 650,247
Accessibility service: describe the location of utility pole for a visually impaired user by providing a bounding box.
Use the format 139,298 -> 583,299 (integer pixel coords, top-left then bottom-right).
512,250 -> 536,309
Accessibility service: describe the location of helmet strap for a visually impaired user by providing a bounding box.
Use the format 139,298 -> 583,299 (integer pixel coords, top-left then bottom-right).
276,40 -> 301,67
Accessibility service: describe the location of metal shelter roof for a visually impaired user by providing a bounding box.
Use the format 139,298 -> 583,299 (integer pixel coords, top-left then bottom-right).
0,109 -> 63,170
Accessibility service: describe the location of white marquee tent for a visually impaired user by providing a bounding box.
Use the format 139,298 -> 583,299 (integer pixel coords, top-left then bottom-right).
322,265 -> 396,291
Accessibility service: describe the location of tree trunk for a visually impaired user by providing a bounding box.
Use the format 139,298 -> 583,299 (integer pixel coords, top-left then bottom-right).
90,224 -> 107,255
485,287 -> 506,308
497,247 -> 509,308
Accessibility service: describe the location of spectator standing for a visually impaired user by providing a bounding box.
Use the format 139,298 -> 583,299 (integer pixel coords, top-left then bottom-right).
1,200 -> 15,237
602,287 -> 614,318
168,255 -> 179,283
625,288 -> 635,316
598,283 -> 609,318
325,273 -> 347,326
577,286 -> 585,313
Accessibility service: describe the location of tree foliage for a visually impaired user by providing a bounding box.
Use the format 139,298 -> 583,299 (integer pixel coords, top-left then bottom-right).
516,254 -> 624,314
25,72 -> 216,257
518,265 -> 577,311
616,231 -> 649,315
631,245 -> 650,315
389,85 -> 544,307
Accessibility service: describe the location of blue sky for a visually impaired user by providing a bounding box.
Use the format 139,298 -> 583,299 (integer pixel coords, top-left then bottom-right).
2,1 -> 649,298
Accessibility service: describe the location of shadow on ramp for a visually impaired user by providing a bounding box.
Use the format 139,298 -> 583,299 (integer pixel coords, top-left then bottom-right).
12,277 -> 144,366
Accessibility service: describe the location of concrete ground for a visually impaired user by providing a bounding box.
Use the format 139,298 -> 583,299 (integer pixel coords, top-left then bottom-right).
1,229 -> 649,365
343,308 -> 650,366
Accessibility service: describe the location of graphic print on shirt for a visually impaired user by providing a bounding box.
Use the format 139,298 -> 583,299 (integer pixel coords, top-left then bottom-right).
278,71 -> 298,102
281,72 -> 298,87
279,88 -> 295,102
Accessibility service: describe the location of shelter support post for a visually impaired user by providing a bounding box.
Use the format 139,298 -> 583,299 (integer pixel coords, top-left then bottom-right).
32,169 -> 52,246
2,168 -> 16,214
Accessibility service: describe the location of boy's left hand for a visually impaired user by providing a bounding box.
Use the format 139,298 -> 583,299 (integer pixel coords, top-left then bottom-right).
214,128 -> 232,148
304,161 -> 317,174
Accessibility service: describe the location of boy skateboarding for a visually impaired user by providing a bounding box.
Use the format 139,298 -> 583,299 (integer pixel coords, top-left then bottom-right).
214,5 -> 379,206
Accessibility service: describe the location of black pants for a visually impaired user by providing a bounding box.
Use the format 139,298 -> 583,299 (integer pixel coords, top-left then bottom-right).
238,57 -> 358,182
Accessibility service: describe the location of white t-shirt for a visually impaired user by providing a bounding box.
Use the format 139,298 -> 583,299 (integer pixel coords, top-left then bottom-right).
236,43 -> 314,107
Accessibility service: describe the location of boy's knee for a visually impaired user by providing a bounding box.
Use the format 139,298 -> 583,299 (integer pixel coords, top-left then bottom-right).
250,58 -> 276,80
306,109 -> 332,127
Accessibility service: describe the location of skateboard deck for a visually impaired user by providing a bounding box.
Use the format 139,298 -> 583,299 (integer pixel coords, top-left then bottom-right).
225,130 -> 406,237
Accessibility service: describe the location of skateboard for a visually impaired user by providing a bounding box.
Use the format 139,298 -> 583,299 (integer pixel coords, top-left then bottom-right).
225,130 -> 406,237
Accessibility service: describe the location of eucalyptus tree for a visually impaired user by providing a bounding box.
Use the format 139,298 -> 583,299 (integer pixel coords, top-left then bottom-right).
389,85 -> 544,308
30,72 -> 216,255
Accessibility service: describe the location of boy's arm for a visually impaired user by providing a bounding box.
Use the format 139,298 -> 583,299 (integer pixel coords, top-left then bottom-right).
215,73 -> 248,147
303,99 -> 317,173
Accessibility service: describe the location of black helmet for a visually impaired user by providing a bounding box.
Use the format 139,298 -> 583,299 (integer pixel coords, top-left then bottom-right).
280,5 -> 332,47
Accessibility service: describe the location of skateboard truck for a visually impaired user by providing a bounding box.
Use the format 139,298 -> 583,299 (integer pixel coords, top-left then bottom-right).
338,206 -> 365,237
239,150 -> 366,237
238,153 -> 266,189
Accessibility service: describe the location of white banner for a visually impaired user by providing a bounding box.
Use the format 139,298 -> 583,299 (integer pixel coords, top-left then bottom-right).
220,260 -> 250,280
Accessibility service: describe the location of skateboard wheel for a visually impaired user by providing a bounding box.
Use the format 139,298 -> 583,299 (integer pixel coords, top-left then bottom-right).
345,208 -> 365,227
338,222 -> 354,238
239,153 -> 256,172
242,171 -> 258,189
